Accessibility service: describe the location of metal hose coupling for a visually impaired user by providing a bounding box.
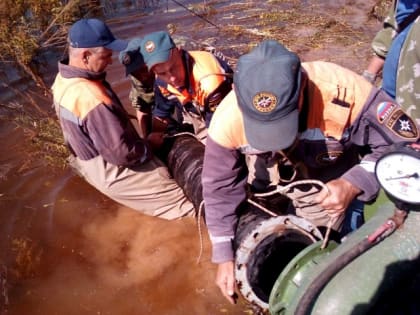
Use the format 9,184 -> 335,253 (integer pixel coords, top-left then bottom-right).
367,208 -> 408,244
391,208 -> 409,227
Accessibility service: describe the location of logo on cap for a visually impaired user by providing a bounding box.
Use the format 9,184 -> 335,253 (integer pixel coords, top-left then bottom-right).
253,92 -> 277,112
144,40 -> 156,53
121,53 -> 131,65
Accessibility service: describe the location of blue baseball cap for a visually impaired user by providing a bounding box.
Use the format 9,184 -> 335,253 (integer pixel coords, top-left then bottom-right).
119,37 -> 145,76
140,31 -> 175,70
69,18 -> 128,51
234,40 -> 302,152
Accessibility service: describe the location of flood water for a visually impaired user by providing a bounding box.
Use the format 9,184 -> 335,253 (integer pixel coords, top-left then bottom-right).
0,1 -> 381,314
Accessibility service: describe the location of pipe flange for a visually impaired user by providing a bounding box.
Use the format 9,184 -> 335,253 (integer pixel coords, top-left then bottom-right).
235,215 -> 322,311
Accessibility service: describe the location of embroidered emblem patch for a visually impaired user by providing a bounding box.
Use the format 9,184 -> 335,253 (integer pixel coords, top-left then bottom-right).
377,102 -> 397,123
252,92 -> 277,113
144,40 -> 155,53
385,109 -> 418,139
316,151 -> 343,165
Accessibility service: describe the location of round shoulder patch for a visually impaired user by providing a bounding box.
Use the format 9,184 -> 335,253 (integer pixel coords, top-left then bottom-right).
252,92 -> 277,113
144,40 -> 155,53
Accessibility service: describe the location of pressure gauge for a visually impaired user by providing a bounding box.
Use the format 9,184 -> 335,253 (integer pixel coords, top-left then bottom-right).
375,142 -> 420,208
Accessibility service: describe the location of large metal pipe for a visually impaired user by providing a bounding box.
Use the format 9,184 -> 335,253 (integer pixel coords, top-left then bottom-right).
162,135 -> 324,313
233,205 -> 323,312
163,133 -> 205,212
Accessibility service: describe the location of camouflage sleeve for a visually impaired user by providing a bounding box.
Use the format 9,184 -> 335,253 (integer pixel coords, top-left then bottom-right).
128,75 -> 154,113
371,0 -> 398,58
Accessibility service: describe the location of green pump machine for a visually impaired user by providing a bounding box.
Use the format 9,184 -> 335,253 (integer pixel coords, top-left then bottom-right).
232,141 -> 420,315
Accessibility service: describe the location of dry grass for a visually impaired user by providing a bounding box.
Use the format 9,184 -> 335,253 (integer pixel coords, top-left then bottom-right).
0,0 -> 102,94
185,0 -> 378,62
0,0 -> 99,170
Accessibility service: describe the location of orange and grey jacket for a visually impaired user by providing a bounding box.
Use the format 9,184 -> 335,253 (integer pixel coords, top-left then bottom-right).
154,50 -> 233,127
52,60 -> 150,166
203,61 -> 419,263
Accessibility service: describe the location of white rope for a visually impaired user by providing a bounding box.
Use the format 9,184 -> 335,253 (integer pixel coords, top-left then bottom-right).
284,218 -> 318,243
252,179 -> 328,198
249,179 -> 335,248
321,219 -> 334,249
246,197 -> 279,217
169,135 -> 334,256
163,131 -> 206,263
196,200 -> 205,264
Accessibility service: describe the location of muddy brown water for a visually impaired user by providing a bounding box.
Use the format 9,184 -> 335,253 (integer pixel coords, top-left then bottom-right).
1,1 -> 382,314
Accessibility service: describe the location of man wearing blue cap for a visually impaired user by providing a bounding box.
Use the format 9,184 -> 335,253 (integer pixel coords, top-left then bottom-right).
139,31 -> 233,142
202,40 -> 419,303
118,37 -> 181,139
119,37 -> 156,138
52,19 -> 195,219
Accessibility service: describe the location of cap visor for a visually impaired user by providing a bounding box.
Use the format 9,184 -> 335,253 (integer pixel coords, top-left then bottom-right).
243,108 -> 299,152
105,39 -> 128,51
147,51 -> 171,70
125,58 -> 144,76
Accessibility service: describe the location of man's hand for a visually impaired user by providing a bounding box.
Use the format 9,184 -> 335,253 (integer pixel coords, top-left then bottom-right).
147,132 -> 164,152
136,110 -> 151,138
215,261 -> 237,304
314,178 -> 361,218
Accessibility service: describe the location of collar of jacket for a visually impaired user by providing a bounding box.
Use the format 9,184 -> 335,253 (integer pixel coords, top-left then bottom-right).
58,59 -> 107,82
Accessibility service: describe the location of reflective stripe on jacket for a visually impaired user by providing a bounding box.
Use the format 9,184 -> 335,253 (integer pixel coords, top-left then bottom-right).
52,61 -> 149,166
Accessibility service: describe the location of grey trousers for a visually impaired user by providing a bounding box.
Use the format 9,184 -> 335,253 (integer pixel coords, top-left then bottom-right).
68,154 -> 195,219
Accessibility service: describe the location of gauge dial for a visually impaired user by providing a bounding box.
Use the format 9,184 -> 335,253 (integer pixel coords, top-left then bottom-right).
375,149 -> 420,205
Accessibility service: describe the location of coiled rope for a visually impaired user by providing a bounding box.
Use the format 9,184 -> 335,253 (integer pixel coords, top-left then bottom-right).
249,179 -> 336,249
164,132 -> 335,261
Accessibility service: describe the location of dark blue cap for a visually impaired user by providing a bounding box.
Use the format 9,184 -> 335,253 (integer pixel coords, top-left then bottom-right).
69,18 -> 128,51
119,37 -> 145,76
234,40 -> 302,151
